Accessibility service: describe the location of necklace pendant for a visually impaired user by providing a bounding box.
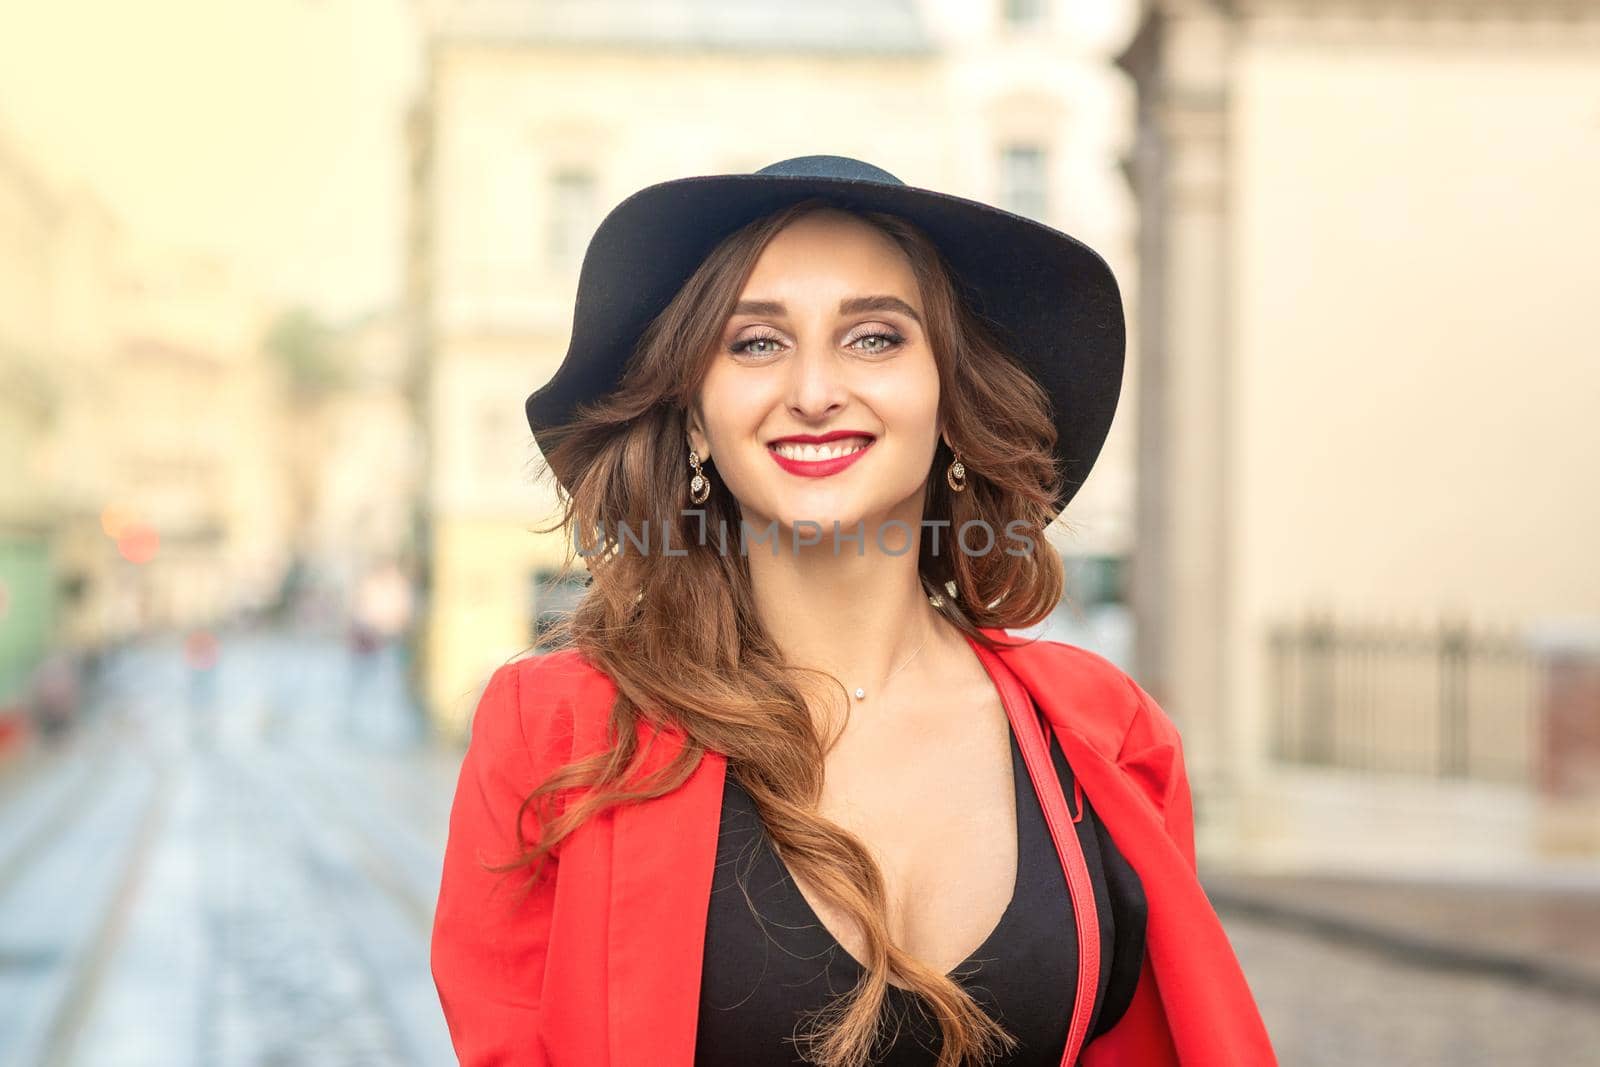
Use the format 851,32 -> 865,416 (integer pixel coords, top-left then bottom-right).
853,687 -> 866,701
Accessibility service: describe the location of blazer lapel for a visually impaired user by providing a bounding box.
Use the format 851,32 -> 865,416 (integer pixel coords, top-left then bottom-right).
607,718 -> 726,1067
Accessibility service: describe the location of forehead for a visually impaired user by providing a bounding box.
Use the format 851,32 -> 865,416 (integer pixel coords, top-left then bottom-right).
739,209 -> 920,305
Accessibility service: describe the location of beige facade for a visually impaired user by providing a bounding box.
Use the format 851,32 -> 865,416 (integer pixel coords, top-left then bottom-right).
0,134 -> 64,703
0,123 -> 296,644
410,1 -> 1144,735
99,246 -> 288,630
1127,0 -> 1600,871
0,135 -> 60,534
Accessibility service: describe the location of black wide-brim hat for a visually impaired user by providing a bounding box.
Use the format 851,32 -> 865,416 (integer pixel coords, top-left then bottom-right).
525,154 -> 1125,518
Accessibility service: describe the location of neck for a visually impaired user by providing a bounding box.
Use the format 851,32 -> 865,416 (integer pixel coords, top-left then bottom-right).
744,512 -> 959,715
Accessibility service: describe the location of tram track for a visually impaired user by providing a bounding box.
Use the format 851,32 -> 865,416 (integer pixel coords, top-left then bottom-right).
0,737 -> 166,1067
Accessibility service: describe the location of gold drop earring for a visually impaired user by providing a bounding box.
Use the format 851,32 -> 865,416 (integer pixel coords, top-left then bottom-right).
946,448 -> 968,493
688,448 -> 712,505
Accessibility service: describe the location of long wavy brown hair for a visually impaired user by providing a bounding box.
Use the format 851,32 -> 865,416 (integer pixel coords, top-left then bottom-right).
502,198 -> 1074,1066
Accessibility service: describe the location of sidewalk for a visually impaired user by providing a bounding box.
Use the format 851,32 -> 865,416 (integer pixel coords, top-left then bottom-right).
1204,868 -> 1600,1000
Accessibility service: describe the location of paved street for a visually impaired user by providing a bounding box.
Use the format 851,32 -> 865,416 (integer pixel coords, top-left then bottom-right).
1226,912 -> 1600,1066
1210,860 -> 1600,1064
0,631 -> 460,1067
4,631 -> 1598,1066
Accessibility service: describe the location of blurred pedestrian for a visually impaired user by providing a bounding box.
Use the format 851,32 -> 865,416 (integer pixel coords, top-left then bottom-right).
347,561 -> 416,725
355,561 -> 415,647
29,649 -> 80,745
184,628 -> 220,747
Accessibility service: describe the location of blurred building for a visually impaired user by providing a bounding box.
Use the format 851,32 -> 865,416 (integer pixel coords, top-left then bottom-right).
1122,0 -> 1600,871
0,121 -> 298,669
86,245 -> 289,632
408,0 -> 1144,733
0,134 -> 63,714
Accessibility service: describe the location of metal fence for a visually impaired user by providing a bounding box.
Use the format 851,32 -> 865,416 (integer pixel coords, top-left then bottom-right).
1267,615 -> 1545,784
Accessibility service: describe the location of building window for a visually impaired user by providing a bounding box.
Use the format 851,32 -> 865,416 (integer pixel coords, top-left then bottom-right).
1003,0 -> 1046,27
999,143 -> 1049,222
1066,554 -> 1126,608
529,566 -> 589,646
546,167 -> 597,271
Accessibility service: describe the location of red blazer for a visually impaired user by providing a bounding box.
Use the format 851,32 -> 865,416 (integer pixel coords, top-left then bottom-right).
431,628 -> 1278,1065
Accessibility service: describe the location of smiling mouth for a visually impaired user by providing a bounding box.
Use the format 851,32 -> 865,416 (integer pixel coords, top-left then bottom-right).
767,436 -> 875,461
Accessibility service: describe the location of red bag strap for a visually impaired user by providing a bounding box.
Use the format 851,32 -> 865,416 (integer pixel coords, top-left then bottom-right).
980,643 -> 1101,1066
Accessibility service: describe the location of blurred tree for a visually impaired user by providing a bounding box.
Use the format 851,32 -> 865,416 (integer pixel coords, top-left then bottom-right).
264,307 -> 353,595
264,306 -> 348,397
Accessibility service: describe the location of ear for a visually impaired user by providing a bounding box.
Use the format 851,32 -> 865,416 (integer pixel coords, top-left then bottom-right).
684,406 -> 711,463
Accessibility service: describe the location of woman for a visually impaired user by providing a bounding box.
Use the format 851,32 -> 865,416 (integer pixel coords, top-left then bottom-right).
430,155 -> 1276,1066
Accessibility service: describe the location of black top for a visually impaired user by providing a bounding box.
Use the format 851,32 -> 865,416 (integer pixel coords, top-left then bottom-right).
695,699 -> 1147,1065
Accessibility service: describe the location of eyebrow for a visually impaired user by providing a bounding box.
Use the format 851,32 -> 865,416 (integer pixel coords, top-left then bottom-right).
731,295 -> 923,327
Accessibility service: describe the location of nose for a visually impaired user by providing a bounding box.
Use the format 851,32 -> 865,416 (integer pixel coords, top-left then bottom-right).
784,340 -> 849,423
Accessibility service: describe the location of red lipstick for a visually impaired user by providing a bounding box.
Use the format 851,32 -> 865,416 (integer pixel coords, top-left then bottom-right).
767,430 -> 875,478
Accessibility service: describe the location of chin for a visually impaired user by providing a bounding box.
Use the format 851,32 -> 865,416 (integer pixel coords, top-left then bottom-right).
736,473 -> 919,542
749,493 -> 864,535
784,501 -> 911,549
764,502 -> 855,530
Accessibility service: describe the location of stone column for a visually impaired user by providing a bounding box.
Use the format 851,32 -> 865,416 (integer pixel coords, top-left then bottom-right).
1121,0 -> 1237,816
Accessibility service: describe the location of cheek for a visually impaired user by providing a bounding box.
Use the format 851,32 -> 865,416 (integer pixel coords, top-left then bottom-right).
874,361 -> 941,433
696,369 -> 772,458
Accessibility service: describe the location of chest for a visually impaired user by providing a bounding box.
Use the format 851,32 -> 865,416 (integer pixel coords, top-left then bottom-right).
790,690 -> 1021,977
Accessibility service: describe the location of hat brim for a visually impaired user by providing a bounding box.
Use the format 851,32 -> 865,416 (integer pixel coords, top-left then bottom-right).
526,170 -> 1125,518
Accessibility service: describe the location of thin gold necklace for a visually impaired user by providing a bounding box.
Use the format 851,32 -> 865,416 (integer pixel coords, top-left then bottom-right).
852,624 -> 932,702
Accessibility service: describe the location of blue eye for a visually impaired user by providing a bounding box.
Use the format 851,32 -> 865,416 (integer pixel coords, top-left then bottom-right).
851,330 -> 906,354
729,332 -> 783,356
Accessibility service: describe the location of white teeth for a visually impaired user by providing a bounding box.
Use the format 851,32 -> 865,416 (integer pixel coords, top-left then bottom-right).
770,438 -> 871,461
